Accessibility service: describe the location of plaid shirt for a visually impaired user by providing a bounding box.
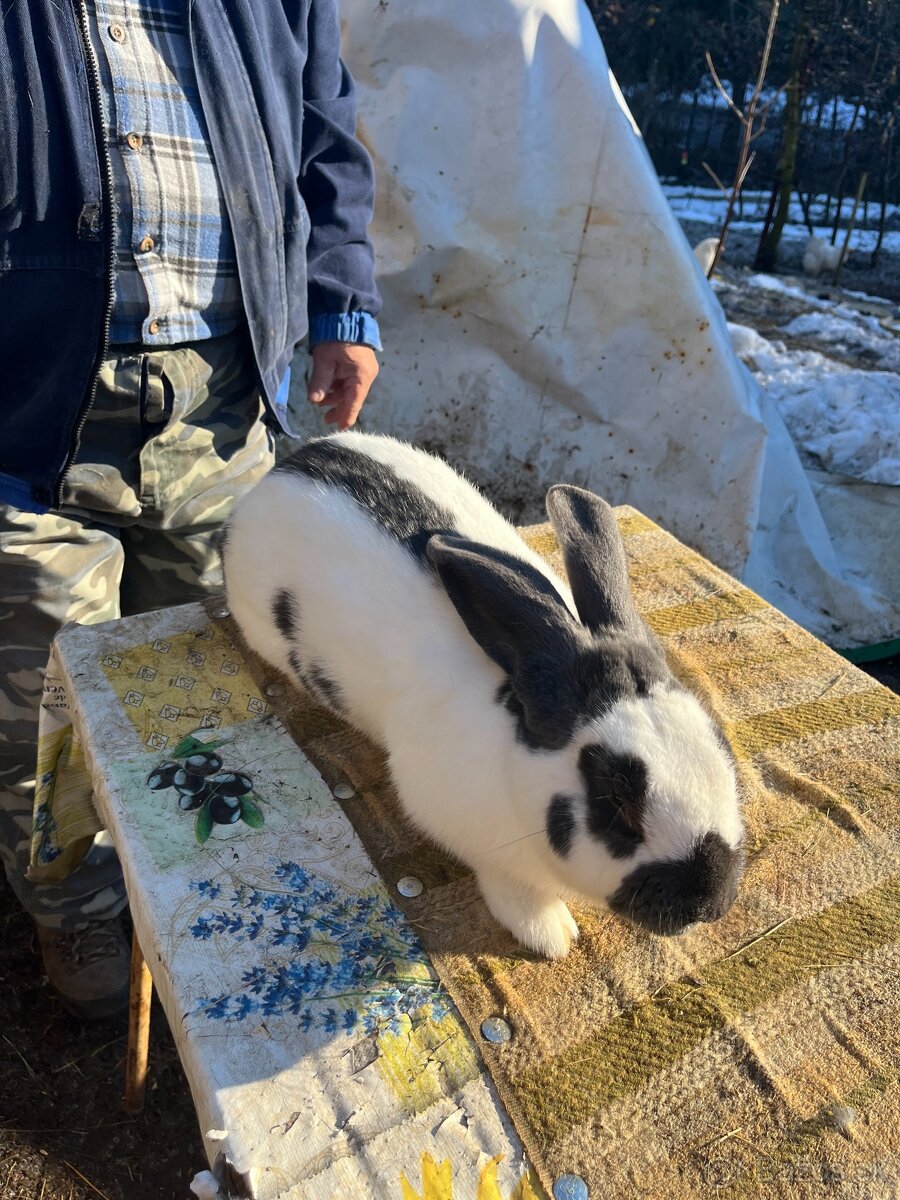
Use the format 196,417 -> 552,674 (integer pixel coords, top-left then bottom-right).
87,1 -> 244,345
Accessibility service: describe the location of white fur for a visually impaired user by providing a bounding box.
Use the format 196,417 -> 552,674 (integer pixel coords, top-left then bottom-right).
224,433 -> 743,958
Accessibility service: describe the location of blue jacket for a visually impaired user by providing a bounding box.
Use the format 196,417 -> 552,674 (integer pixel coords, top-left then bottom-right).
0,1 -> 382,510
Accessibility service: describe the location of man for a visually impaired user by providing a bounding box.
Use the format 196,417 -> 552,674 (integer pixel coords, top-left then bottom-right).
0,1 -> 381,1017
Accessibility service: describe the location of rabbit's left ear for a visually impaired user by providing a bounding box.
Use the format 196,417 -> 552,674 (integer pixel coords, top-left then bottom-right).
426,534 -> 583,750
545,485 -> 645,637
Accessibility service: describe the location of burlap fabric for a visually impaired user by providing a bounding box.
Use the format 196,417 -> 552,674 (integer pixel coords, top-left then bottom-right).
273,508 -> 899,1200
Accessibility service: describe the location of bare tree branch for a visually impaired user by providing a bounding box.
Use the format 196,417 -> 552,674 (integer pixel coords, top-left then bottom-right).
701,161 -> 731,197
737,152 -> 758,189
833,171 -> 868,286
704,0 -> 781,278
704,50 -> 745,123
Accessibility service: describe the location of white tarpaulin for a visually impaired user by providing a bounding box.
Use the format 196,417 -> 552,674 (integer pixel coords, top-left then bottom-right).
287,0 -> 896,648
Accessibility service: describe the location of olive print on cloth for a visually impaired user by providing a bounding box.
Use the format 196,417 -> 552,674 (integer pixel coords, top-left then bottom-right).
147,731 -> 264,843
30,614 -> 272,879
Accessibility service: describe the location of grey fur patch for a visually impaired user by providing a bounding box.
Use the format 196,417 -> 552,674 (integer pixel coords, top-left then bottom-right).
431,534 -> 672,751
430,535 -> 590,750
575,636 -> 670,714
277,439 -> 458,566
608,832 -> 742,935
496,635 -> 669,752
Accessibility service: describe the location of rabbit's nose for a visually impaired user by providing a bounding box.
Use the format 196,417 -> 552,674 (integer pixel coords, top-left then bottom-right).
696,888 -> 736,924
608,832 -> 743,935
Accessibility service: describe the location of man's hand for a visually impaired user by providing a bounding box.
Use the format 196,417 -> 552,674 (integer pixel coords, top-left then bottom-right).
307,343 -> 379,429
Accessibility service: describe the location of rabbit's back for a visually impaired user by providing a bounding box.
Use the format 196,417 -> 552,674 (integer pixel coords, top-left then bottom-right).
285,433 -> 565,577
222,432 -> 573,742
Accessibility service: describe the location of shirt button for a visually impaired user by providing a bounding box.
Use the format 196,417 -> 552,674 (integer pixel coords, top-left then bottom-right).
138,236 -> 155,253
148,320 -> 161,335
125,132 -> 144,151
108,23 -> 126,42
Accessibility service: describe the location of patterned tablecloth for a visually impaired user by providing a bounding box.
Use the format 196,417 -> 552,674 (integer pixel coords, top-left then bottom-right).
30,509 -> 900,1200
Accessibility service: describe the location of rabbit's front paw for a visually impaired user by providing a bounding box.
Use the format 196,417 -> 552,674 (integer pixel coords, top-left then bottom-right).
478,874 -> 579,960
525,898 -> 579,959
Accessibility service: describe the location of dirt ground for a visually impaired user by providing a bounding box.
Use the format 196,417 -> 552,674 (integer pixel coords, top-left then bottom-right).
711,262 -> 900,370
0,896 -> 203,1199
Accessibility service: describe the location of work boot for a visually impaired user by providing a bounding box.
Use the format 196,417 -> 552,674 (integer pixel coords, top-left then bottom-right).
36,919 -> 131,1019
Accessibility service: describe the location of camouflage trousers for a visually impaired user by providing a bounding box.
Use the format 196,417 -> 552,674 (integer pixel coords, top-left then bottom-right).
0,332 -> 275,928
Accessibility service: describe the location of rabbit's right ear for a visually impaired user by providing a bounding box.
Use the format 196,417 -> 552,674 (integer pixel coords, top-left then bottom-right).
545,484 -> 645,637
426,535 -> 581,749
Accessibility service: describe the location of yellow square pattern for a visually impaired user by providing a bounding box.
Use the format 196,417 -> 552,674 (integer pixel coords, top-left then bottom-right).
100,621 -> 268,753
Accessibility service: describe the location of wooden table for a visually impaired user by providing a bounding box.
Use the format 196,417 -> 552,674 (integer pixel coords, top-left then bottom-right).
30,599 -> 540,1200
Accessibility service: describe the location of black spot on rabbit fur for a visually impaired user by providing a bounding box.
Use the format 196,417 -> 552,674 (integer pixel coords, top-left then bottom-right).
496,636 -> 670,752
278,440 -> 458,566
608,832 -> 742,935
579,744 -> 648,857
547,795 -> 576,857
273,589 -> 299,640
283,649 -> 343,712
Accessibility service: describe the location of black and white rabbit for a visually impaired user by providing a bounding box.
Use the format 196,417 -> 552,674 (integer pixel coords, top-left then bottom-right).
223,432 -> 743,958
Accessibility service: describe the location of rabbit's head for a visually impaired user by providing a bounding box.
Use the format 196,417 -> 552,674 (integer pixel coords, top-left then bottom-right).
427,485 -> 743,937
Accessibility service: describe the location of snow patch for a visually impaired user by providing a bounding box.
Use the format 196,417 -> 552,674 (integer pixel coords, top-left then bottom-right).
781,312 -> 900,372
662,183 -> 900,258
745,273 -> 829,305
728,322 -> 900,486
190,1172 -> 222,1200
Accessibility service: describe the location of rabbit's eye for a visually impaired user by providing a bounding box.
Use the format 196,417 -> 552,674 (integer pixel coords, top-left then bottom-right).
578,744 -> 647,858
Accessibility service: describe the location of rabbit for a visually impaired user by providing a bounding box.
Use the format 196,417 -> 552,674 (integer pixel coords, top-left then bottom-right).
802,233 -> 847,277
222,432 -> 744,959
693,236 -> 720,277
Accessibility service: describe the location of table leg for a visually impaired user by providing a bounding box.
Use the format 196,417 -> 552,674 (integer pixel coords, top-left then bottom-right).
124,929 -> 153,1115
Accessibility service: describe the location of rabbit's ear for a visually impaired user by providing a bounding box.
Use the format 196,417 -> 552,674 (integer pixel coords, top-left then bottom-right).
545,485 -> 645,637
427,535 -> 580,749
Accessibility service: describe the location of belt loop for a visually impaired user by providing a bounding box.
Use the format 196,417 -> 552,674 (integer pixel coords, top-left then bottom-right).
140,351 -> 171,428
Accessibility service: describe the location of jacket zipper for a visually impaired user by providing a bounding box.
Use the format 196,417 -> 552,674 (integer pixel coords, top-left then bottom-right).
56,0 -> 117,508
